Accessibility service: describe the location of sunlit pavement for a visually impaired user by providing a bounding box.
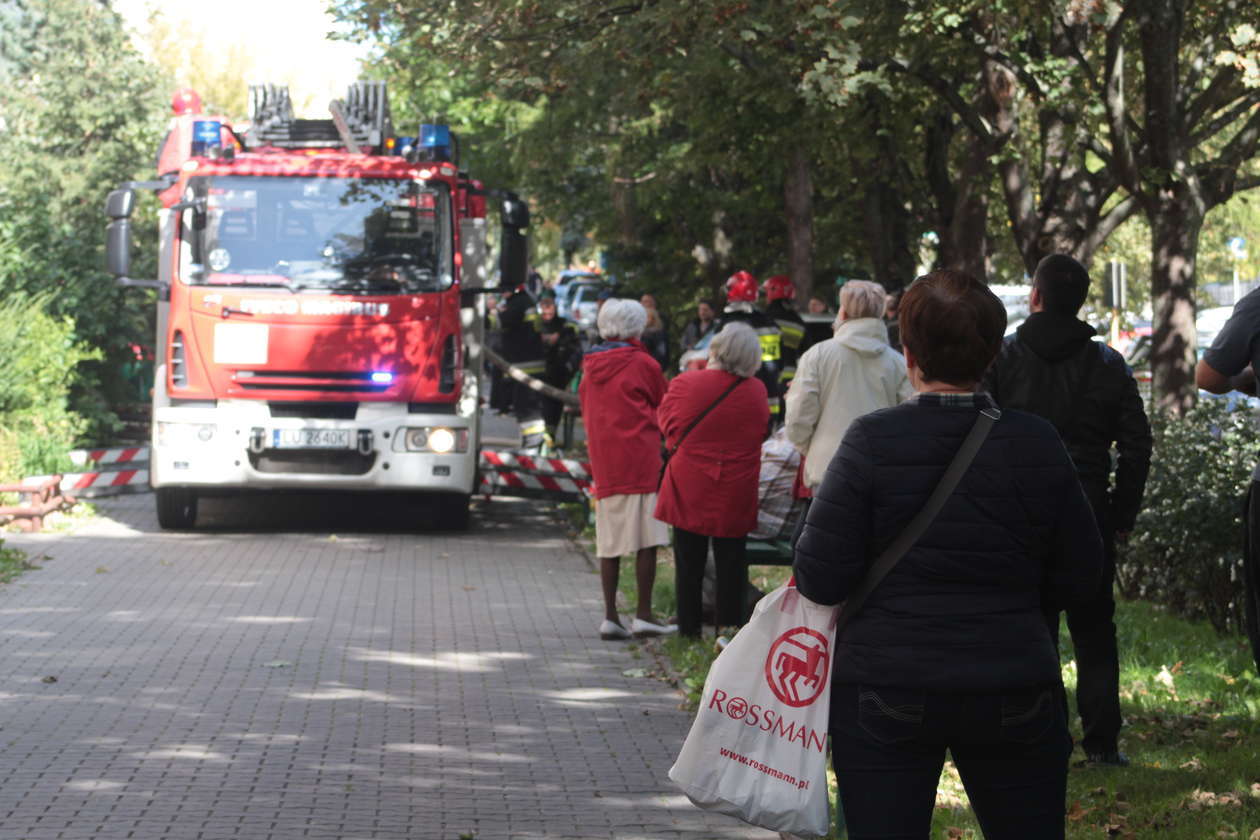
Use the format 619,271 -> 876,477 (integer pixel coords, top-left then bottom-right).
0,493 -> 767,839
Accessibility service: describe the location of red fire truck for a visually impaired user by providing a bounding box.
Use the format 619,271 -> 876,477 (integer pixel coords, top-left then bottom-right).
105,82 -> 528,530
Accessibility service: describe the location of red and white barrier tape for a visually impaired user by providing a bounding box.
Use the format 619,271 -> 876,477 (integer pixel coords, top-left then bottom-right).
24,470 -> 150,495
479,469 -> 591,497
478,450 -> 592,481
68,446 -> 149,467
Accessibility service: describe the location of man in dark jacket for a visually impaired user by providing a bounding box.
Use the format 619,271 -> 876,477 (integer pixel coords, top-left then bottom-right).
982,254 -> 1152,767
536,289 -> 581,441
498,284 -> 547,451
1195,289 -> 1260,674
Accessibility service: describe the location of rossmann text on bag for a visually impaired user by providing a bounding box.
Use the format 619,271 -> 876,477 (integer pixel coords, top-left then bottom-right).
706,689 -> 827,753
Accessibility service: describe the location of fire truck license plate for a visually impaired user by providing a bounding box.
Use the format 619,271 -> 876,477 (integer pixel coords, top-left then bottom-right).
271,429 -> 353,449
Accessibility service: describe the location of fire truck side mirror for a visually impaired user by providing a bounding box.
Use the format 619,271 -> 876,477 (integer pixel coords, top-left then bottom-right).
105,188 -> 135,220
106,218 -> 132,279
500,196 -> 530,229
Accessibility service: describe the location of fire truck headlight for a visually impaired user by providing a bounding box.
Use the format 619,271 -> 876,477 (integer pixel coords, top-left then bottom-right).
397,426 -> 468,453
404,428 -> 428,451
427,427 -> 456,454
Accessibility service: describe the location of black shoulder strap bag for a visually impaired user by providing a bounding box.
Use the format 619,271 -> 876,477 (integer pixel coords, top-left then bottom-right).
658,376 -> 745,489
834,405 -> 1001,631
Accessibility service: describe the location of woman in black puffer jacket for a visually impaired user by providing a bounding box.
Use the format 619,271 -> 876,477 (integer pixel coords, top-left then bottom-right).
794,269 -> 1103,840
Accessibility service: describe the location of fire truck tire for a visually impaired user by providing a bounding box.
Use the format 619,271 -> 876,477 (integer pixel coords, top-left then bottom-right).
434,492 -> 471,531
156,487 -> 199,530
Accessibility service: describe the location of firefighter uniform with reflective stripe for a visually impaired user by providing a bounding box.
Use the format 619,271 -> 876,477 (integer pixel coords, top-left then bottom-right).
498,287 -> 547,449
718,303 -> 783,426
766,298 -> 806,391
537,314 -> 581,436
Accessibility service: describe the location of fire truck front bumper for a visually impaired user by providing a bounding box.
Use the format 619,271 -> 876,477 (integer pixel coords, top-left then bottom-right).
149,401 -> 478,494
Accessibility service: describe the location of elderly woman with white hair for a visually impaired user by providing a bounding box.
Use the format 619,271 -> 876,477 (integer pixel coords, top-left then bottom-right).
785,279 -> 913,494
655,322 -> 769,638
579,298 -> 677,641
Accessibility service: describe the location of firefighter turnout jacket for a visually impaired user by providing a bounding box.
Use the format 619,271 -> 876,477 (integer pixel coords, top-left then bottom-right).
718,303 -> 783,423
766,299 -> 806,390
498,287 -> 547,447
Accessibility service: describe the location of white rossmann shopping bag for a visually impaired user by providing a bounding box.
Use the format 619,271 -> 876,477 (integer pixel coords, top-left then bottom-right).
669,582 -> 839,837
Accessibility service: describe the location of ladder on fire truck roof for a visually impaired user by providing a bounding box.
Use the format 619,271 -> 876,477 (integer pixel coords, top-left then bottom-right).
247,81 -> 393,153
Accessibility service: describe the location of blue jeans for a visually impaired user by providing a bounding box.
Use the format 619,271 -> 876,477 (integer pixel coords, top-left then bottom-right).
830,682 -> 1072,839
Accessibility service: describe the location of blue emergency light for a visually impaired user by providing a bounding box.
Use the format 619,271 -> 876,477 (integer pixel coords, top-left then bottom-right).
418,124 -> 451,162
371,371 -> 394,385
191,120 -> 222,156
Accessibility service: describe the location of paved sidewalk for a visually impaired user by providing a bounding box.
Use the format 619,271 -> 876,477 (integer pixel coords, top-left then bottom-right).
0,493 -> 771,839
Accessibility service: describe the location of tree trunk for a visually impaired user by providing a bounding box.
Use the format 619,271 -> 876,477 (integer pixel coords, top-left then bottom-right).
862,161 -> 915,295
611,180 -> 637,250
783,145 -> 814,304
1148,187 -> 1204,416
942,137 -> 990,282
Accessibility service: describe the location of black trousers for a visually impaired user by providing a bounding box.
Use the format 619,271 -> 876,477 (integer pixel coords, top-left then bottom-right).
673,527 -> 746,638
540,373 -> 567,432
1050,502 -> 1121,755
830,682 -> 1072,839
1244,483 -> 1260,672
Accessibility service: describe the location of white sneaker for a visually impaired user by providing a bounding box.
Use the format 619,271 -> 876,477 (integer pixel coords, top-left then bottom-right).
599,619 -> 631,641
631,617 -> 678,638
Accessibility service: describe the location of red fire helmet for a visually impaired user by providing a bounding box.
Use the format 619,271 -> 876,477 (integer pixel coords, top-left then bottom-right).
171,88 -> 203,116
763,274 -> 795,302
726,270 -> 759,303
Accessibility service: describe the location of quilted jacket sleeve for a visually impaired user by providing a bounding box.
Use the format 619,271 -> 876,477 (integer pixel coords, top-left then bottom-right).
792,419 -> 874,606
1044,449 -> 1106,611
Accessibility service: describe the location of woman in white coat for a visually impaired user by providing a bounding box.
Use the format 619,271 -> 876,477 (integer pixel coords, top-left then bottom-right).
785,280 -> 914,492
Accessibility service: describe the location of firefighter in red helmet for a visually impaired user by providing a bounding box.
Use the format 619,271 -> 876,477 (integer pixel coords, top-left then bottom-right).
763,275 -> 806,397
717,271 -> 782,427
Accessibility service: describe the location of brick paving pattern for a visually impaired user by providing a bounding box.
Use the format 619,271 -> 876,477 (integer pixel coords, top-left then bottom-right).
0,493 -> 770,839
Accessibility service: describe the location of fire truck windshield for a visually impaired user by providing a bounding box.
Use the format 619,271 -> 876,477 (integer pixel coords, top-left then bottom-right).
183,176 -> 452,293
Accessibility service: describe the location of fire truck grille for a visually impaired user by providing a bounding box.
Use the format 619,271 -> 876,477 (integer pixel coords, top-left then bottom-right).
268,402 -> 359,420
236,371 -> 390,393
248,449 -> 377,476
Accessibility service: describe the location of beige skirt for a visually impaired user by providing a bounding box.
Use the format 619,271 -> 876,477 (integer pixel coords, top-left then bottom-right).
594,492 -> 671,558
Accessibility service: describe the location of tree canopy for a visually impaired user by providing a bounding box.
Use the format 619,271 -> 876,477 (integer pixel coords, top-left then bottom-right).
0,0 -> 167,432
335,0 -> 1260,409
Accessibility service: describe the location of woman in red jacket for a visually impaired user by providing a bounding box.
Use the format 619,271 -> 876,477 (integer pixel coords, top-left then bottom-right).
655,323 -> 769,638
580,299 -> 677,641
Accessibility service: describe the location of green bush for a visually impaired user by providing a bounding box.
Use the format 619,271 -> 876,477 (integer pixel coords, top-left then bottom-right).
0,294 -> 96,481
1120,397 -> 1260,634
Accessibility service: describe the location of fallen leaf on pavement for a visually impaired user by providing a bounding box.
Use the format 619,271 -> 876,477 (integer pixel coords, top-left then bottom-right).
40,675 -> 57,684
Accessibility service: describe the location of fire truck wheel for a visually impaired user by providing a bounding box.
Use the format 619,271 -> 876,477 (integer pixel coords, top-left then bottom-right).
434,492 -> 471,531
156,487 -> 199,530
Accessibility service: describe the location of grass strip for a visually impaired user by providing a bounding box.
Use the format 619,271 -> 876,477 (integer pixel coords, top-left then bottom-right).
619,551 -> 1260,838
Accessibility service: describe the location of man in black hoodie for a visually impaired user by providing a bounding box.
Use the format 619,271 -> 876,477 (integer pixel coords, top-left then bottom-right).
983,254 -> 1152,767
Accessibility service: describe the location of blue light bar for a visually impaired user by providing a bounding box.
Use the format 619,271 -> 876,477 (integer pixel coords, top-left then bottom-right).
420,124 -> 450,148
418,124 -> 451,162
191,120 -> 222,156
371,372 -> 394,384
